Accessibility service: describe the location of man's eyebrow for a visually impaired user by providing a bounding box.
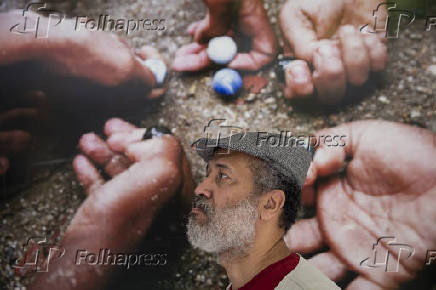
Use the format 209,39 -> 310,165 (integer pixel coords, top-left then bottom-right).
206,162 -> 231,173
215,162 -> 230,170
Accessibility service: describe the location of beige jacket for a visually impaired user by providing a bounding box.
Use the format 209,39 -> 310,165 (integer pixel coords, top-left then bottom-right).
226,255 -> 340,290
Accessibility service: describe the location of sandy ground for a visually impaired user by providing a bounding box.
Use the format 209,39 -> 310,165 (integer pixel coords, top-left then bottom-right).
0,0 -> 435,289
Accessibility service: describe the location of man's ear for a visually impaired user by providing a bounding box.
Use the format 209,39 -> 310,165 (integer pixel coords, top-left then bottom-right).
259,190 -> 285,221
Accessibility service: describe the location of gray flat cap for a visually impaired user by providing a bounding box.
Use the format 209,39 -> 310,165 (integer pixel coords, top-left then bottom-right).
193,132 -> 312,187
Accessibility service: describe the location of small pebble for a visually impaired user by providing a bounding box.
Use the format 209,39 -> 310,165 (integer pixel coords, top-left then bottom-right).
378,95 -> 390,104
426,65 -> 436,77
416,86 -> 432,95
246,93 -> 256,102
410,110 -> 421,118
207,36 -> 237,65
212,68 -> 243,96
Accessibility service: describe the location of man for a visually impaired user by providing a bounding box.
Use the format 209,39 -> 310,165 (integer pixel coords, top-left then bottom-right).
188,132 -> 340,289
29,120 -> 435,289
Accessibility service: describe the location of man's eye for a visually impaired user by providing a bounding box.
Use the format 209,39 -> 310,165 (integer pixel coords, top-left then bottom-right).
219,172 -> 229,179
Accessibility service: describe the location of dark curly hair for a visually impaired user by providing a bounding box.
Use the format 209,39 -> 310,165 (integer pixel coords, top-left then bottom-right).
248,157 -> 301,232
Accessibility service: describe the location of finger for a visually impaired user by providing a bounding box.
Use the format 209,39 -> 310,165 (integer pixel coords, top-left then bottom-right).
311,125 -> 352,177
131,53 -> 157,88
126,135 -> 181,163
228,14 -> 277,71
0,108 -> 38,126
104,118 -> 136,137
135,46 -> 168,99
22,90 -> 46,106
174,42 -> 206,58
284,218 -> 323,253
338,25 -> 370,86
0,130 -> 32,154
362,33 -> 388,72
136,46 -> 162,60
304,162 -> 317,186
107,128 -> 146,153
187,20 -> 202,36
312,40 -> 346,103
308,252 -> 347,281
312,146 -> 346,177
172,48 -> 210,72
79,133 -> 114,165
0,156 -> 9,175
301,163 -> 317,206
283,60 -> 314,99
72,154 -> 104,195
346,277 -> 384,290
79,133 -> 130,177
279,2 -> 318,63
93,157 -> 182,219
104,154 -> 131,177
228,51 -> 273,71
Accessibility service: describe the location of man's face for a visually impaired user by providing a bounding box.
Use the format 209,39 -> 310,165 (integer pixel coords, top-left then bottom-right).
186,150 -> 260,254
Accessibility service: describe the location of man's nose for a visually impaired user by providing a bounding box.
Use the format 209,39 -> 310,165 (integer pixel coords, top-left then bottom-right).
194,180 -> 212,199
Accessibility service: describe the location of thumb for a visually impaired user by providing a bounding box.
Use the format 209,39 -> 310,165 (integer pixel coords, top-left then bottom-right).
279,2 -> 318,63
311,123 -> 355,177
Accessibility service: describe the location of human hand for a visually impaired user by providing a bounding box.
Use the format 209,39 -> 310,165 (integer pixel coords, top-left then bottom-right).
71,118 -> 193,245
172,0 -> 277,71
30,118 -> 193,289
285,120 -> 436,289
0,90 -> 45,175
279,0 -> 388,102
2,12 -> 166,96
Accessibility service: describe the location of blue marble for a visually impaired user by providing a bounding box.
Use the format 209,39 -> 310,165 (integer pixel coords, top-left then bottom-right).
212,68 -> 243,96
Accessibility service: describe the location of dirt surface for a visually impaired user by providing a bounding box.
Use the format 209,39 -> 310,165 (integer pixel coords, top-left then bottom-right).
0,0 -> 435,289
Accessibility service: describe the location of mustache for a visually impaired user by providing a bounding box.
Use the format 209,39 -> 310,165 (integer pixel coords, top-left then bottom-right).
192,195 -> 214,214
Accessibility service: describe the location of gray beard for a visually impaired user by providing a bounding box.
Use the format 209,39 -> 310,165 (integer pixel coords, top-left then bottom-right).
186,195 -> 259,255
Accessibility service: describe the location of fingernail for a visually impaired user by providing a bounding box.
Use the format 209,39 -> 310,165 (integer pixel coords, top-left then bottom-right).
290,65 -> 308,82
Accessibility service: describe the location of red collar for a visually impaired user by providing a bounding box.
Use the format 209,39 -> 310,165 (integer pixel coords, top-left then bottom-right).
229,253 -> 300,290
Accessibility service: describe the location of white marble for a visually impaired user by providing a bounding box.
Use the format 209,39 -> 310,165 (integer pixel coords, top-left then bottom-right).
207,36 -> 237,65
